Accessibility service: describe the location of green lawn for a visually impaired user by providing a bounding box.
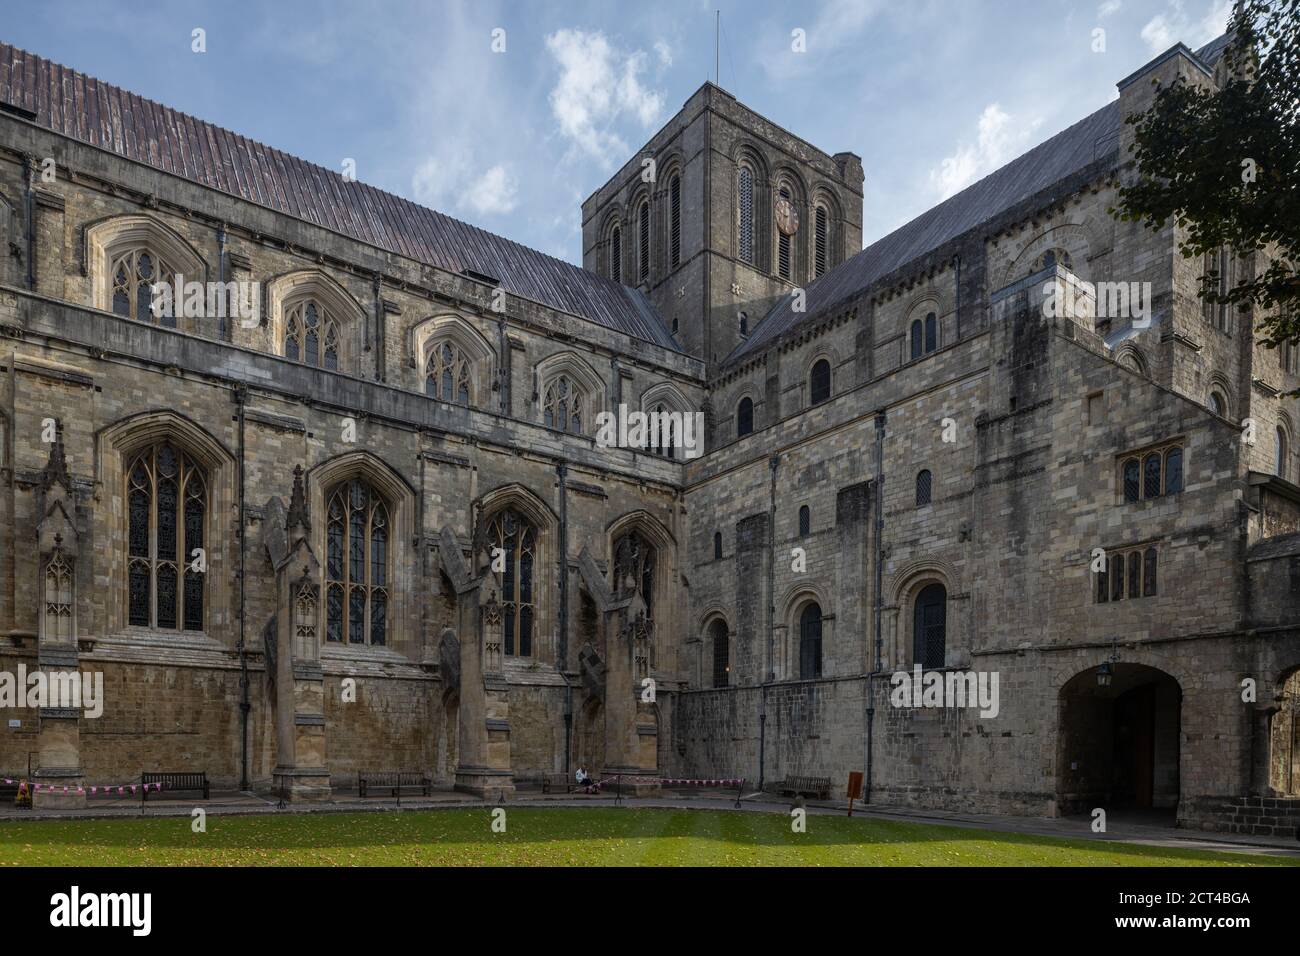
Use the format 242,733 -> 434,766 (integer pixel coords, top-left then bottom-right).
0,808 -> 1292,866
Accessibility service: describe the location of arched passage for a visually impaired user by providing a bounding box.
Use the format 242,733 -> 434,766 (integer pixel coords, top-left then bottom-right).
1271,668 -> 1300,796
1057,663 -> 1182,817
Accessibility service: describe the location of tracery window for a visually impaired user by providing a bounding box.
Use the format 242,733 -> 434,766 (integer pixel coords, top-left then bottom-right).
488,509 -> 537,657
649,403 -> 677,459
127,443 -> 206,631
543,374 -> 587,434
614,531 -> 657,620
44,551 -> 73,641
425,340 -> 472,405
110,247 -> 179,326
325,479 -> 388,646
284,298 -> 340,370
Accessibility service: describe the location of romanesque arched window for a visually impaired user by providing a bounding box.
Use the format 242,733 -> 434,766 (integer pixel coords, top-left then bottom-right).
798,505 -> 810,537
669,174 -> 682,269
284,298 -> 340,370
711,618 -> 730,688
488,508 -> 537,657
913,583 -> 946,669
425,340 -> 472,405
1209,390 -> 1227,417
813,204 -> 828,278
916,469 -> 932,507
925,312 -> 937,352
737,396 -> 754,437
910,319 -> 924,361
809,358 -> 831,405
325,478 -> 389,646
776,186 -> 793,281
713,531 -> 723,559
738,166 -> 755,264
111,247 -> 181,326
638,199 -> 651,284
799,602 -> 822,679
610,224 -> 622,283
127,443 -> 207,631
543,374 -> 587,434
1279,425 -> 1291,480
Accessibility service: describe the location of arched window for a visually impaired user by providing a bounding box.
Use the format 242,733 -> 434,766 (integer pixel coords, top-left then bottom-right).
425,340 -> 472,405
610,225 -> 622,283
487,509 -> 537,657
776,186 -> 793,281
638,200 -> 650,284
44,551 -> 74,641
1123,457 -> 1140,502
1143,547 -> 1158,596
713,531 -> 723,560
1033,248 -> 1073,274
739,312 -> 749,337
669,174 -> 682,269
913,583 -> 946,669
325,478 -> 389,646
111,247 -> 180,326
925,312 -> 937,352
615,531 -> 656,612
649,403 -> 676,459
1208,391 -> 1226,416
1143,452 -> 1162,498
543,374 -> 587,434
799,505 -> 810,537
737,397 -> 754,437
711,620 -> 730,687
1164,447 -> 1183,494
809,359 -> 831,405
916,469 -> 932,507
127,443 -> 207,631
813,204 -> 828,278
799,602 -> 822,679
738,166 -> 755,264
284,298 -> 340,370
910,320 -> 923,361
1278,426 -> 1290,480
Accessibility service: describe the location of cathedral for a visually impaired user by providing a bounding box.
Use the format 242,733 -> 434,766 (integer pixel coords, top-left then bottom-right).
0,31 -> 1297,835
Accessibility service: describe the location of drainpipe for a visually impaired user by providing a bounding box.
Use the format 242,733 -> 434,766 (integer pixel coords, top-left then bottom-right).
865,409 -> 886,803
216,223 -> 227,341
557,460 -> 572,774
234,384 -> 250,791
759,453 -> 779,790
373,274 -> 384,382
22,154 -> 35,291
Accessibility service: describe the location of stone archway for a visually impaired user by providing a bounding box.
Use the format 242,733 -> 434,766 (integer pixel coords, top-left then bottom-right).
1057,663 -> 1182,817
1270,668 -> 1300,796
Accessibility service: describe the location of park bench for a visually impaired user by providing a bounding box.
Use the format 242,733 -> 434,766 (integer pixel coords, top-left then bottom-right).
777,775 -> 831,799
141,771 -> 209,801
358,771 -> 431,798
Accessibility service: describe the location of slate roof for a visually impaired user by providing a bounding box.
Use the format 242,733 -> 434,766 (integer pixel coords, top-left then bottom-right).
725,34 -> 1233,366
0,41 -> 680,353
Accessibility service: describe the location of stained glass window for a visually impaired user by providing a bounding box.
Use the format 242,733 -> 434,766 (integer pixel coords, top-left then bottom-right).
126,443 -> 206,631
324,479 -> 389,645
488,509 -> 537,657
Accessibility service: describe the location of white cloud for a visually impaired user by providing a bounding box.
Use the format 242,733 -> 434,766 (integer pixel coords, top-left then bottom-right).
465,164 -> 518,216
1098,0 -> 1122,18
1140,0 -> 1232,54
545,29 -> 665,165
930,103 -> 1041,200
654,40 -> 673,68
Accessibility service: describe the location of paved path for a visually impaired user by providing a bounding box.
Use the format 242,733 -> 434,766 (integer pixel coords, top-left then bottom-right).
1,788 -> 1296,859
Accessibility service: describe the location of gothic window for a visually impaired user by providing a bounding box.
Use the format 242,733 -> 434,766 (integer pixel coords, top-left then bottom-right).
44,550 -> 73,641
913,583 -> 946,670
127,443 -> 206,631
325,479 -> 389,646
649,403 -> 676,459
284,298 -> 340,370
425,340 -> 472,405
798,505 -> 810,537
814,205 -> 828,278
638,200 -> 650,284
737,396 -> 754,437
110,247 -> 180,326
1122,444 -> 1185,501
614,531 -> 657,621
610,225 -> 622,283
543,374 -> 587,434
1208,391 -> 1226,417
809,359 -> 831,405
916,469 -> 932,507
488,509 -> 537,657
713,531 -> 723,560
738,166 -> 755,264
711,619 -> 730,688
294,579 -> 318,652
799,602 -> 822,679
669,174 -> 682,269
776,186 -> 792,281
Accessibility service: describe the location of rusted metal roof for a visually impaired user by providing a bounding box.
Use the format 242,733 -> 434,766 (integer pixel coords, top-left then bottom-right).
0,41 -> 680,353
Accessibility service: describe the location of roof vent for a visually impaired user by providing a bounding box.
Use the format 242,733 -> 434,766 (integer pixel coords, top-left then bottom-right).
460,268 -> 500,287
0,100 -> 38,121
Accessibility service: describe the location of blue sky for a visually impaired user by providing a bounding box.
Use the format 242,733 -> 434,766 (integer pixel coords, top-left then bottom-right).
5,0 -> 1231,264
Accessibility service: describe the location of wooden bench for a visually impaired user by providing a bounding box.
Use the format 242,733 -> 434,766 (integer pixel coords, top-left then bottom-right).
358,771 -> 430,798
141,772 -> 209,801
541,772 -> 599,794
777,775 -> 831,800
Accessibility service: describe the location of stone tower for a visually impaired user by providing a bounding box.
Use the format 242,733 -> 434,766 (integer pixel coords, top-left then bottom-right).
581,82 -> 864,369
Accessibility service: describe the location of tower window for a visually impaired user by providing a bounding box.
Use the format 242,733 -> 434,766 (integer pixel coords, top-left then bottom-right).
814,205 -> 828,278
711,619 -> 730,688
713,531 -> 723,560
913,583 -> 946,670
777,186 -> 792,281
669,174 -> 681,268
798,505 -> 810,537
610,225 -> 622,283
738,167 -> 754,264
638,200 -> 650,284
809,359 -> 831,405
737,397 -> 754,437
916,469 -> 932,507
799,602 -> 823,679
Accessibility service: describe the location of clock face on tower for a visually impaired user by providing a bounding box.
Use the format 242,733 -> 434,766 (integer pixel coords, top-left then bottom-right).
775,197 -> 800,236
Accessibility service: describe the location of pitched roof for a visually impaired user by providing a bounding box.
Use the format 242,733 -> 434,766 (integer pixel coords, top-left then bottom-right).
724,34 -> 1233,366
0,41 -> 680,353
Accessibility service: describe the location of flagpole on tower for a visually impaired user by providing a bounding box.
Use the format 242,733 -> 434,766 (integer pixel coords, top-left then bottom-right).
715,9 -> 720,86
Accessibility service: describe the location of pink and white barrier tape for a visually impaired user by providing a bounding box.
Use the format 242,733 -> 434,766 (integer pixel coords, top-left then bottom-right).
4,778 -> 163,796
